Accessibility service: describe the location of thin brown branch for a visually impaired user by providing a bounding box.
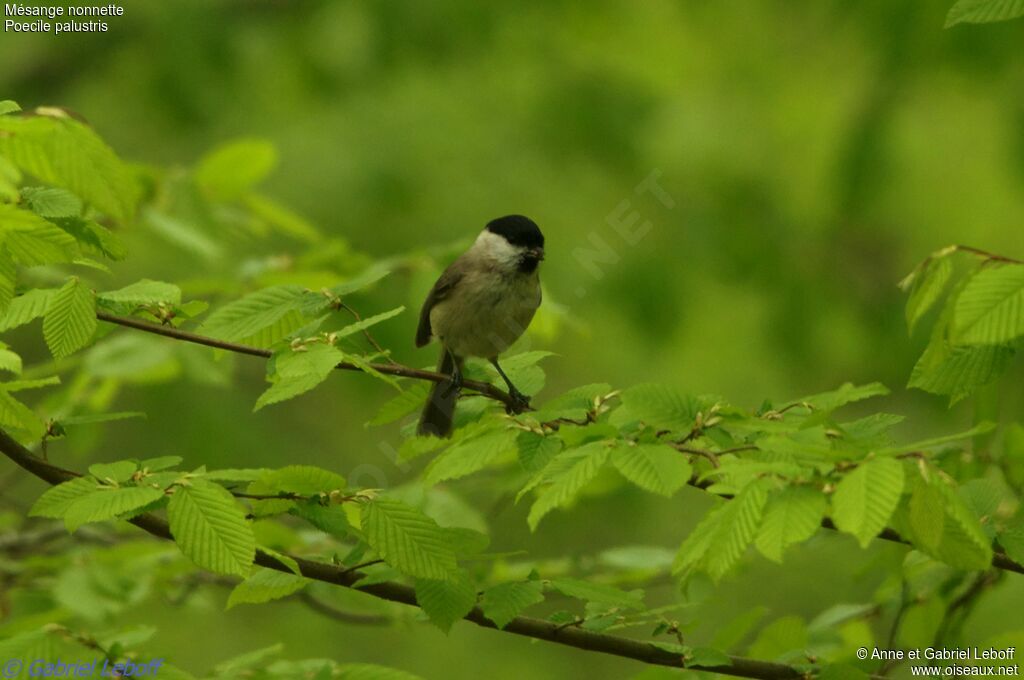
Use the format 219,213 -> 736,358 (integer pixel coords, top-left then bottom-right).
94,311 -> 526,413
954,245 -> 1024,265
0,428 -> 801,679
296,591 -> 391,626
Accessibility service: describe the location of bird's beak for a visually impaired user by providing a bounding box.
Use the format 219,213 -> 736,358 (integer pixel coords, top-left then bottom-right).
528,247 -> 545,261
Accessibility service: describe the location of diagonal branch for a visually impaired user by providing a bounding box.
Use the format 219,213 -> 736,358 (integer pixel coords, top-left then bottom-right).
0,428 -> 802,680
94,311 -> 524,412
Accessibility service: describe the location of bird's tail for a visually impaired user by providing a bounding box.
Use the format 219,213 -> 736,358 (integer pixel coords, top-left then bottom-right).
418,351 -> 461,437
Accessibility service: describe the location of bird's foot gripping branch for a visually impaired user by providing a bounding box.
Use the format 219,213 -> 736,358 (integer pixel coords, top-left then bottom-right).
0,101 -> 1023,679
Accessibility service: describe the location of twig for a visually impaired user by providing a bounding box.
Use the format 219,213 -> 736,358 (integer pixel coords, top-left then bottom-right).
94,311 -> 527,413
954,245 -> 1024,265
297,592 -> 390,626
337,300 -> 396,364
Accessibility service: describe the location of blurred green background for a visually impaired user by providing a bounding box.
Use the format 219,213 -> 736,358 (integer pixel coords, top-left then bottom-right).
2,1 -> 1024,677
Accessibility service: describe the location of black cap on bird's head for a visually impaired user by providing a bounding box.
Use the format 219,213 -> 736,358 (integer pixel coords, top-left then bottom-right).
486,215 -> 544,250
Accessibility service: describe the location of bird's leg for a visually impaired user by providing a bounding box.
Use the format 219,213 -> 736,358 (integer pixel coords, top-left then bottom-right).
489,358 -> 530,412
441,349 -> 463,399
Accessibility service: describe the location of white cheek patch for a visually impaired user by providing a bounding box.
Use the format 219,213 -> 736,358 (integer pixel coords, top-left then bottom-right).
473,230 -> 521,269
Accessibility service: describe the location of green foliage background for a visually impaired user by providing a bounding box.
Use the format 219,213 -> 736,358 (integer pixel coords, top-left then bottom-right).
2,1 -> 1024,678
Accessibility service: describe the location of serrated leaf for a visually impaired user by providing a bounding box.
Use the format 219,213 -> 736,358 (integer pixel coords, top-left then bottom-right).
416,570 -> 476,633
953,265 -> 1024,344
517,431 -> 562,473
255,343 -> 345,410
43,277 -> 96,358
333,306 -> 405,339
531,383 -> 612,422
51,216 -> 127,261
611,442 -> 692,497
480,580 -> 545,629
0,389 -> 42,435
88,460 -> 139,483
831,457 -> 905,548
195,138 -> 277,199
141,455 -> 183,472
291,501 -> 349,537
0,203 -> 78,265
916,478 -> 993,570
368,382 -> 428,426
619,383 -> 706,431
424,428 -> 518,485
226,567 -> 306,609
168,479 -> 255,576
0,113 -> 138,221
946,0 -> 1024,26
362,498 -> 457,579
908,473 -> 946,551
202,285 -> 306,347
0,288 -> 56,332
0,349 -> 21,374
29,476 -> 99,518
790,382 -> 889,413
526,441 -> 611,531
63,485 -> 165,532
21,186 -> 82,217
909,342 -> 1014,402
100,280 -> 181,306
703,479 -> 771,580
547,577 -> 644,610
754,485 -> 826,562
998,518 -> 1024,564
0,247 -> 14,317
906,256 -> 952,333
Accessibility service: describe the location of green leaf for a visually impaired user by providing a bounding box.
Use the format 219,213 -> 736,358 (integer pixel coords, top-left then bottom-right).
195,138 -> 277,199
611,442 -> 692,497
254,343 -> 345,410
0,247 -> 14,317
516,431 -> 562,473
547,577 -> 644,610
905,255 -> 952,333
953,265 -> 1024,344
532,383 -> 612,422
909,342 -> 1014,402
946,0 -> 1024,26
791,382 -> 889,413
703,479 -> 771,580
52,216 -> 127,261
831,457 -> 905,548
202,285 -> 306,347
59,411 -> 146,427
0,348 -> 21,374
0,389 -> 42,435
43,277 -> 96,358
88,460 -> 139,483
526,441 -> 611,531
255,465 -> 347,495
99,280 -> 181,306
226,567 -> 306,609
243,193 -> 321,243
336,664 -> 424,680
415,570 -> 477,633
754,485 -> 826,562
424,428 -> 518,485
168,479 -> 255,576
0,100 -> 20,115
480,580 -> 545,629
0,113 -> 138,221
333,306 -> 405,339
619,383 -> 706,431
368,382 -> 429,426
21,186 -> 82,217
291,501 -> 349,538
914,477 -> 993,570
63,486 -> 165,532
688,647 -> 733,669
29,476 -> 99,518
908,473 -> 946,551
0,289 -> 55,332
141,455 -> 183,472
878,422 -> 995,456
362,498 -> 457,579
0,203 -> 78,265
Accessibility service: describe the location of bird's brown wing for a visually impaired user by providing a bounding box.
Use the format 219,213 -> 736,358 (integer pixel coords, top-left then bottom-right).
415,264 -> 463,347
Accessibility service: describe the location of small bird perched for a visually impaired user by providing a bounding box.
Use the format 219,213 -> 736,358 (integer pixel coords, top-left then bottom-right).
416,215 -> 545,437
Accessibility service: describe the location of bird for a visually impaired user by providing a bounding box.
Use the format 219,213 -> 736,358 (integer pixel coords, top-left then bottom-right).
415,215 -> 545,437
